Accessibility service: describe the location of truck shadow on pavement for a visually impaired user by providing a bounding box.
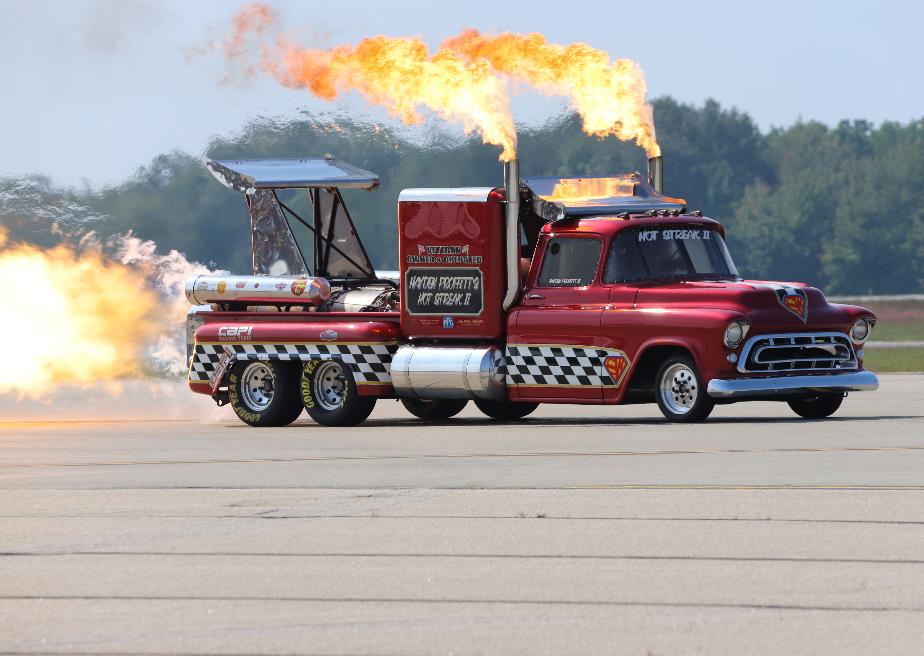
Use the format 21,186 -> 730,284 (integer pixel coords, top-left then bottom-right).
335,415 -> 921,429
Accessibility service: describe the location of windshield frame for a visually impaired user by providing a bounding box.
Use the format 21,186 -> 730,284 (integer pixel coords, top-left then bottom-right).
603,225 -> 740,285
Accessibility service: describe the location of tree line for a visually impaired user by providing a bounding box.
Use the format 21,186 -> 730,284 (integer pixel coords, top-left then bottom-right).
2,98 -> 922,294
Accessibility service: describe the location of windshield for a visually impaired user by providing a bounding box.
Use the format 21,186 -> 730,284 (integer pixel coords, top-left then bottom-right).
604,227 -> 739,283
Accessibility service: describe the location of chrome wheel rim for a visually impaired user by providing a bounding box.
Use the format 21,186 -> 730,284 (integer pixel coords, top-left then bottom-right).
240,362 -> 275,411
313,360 -> 347,411
660,363 -> 698,415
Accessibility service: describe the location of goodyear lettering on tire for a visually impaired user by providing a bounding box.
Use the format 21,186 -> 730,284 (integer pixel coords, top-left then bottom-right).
229,372 -> 262,423
301,361 -> 318,409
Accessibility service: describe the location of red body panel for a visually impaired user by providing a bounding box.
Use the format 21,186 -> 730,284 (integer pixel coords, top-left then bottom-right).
189,311 -> 400,397
398,190 -> 506,340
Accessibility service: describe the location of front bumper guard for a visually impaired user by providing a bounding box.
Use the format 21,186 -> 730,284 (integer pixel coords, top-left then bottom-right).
706,370 -> 879,399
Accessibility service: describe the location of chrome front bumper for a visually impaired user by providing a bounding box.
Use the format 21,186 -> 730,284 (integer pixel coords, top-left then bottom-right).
706,370 -> 879,399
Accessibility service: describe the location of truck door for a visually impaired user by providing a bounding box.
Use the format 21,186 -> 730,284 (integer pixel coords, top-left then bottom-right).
507,234 -> 608,401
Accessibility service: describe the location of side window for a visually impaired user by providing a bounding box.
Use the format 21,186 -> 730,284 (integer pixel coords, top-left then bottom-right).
604,231 -> 649,283
537,237 -> 602,287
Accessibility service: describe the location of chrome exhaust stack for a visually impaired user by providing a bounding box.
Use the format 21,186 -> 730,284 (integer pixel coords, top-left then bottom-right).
502,159 -> 521,311
647,155 -> 663,194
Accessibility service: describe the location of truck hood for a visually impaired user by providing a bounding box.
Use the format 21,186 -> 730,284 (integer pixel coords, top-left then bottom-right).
634,279 -> 851,330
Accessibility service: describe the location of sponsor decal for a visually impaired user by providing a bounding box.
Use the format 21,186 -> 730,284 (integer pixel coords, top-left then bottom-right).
405,267 -> 483,316
217,326 -> 253,341
603,355 -> 629,387
209,346 -> 236,394
291,279 -> 307,296
216,280 -> 227,295
442,316 -> 455,329
783,293 -> 807,322
638,229 -> 711,242
319,329 -> 338,341
404,203 -> 481,239
751,284 -> 809,323
235,280 -> 247,289
275,282 -> 287,291
407,243 -> 482,265
195,280 -> 208,291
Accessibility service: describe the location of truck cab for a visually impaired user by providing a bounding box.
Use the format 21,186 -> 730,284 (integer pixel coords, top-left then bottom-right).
185,155 -> 878,427
508,210 -> 877,421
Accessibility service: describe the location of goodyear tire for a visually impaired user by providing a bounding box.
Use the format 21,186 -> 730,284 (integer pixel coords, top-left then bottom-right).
654,354 -> 714,423
788,393 -> 844,419
228,361 -> 303,427
474,399 -> 539,421
301,359 -> 376,427
401,398 -> 468,421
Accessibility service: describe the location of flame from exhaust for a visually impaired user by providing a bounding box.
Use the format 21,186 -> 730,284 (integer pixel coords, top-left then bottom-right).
443,30 -> 660,157
226,5 -> 660,160
231,5 -> 516,160
0,228 -> 173,397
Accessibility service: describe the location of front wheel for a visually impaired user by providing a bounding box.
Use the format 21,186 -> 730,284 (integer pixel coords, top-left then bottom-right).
228,361 -> 303,427
474,399 -> 539,421
301,359 -> 376,427
401,398 -> 468,421
655,355 -> 714,423
788,393 -> 844,419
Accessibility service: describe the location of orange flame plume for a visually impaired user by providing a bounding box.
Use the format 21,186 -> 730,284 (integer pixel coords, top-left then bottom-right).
226,5 -> 660,160
443,29 -> 660,157
229,5 -> 516,160
0,228 -> 161,397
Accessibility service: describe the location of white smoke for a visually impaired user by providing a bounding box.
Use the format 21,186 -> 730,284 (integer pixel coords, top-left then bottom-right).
115,233 -> 222,376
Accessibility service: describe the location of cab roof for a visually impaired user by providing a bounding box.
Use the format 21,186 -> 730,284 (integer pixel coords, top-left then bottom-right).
542,212 -> 726,238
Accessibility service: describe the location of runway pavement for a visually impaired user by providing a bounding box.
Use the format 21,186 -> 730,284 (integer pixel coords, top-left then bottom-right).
1,374 -> 923,654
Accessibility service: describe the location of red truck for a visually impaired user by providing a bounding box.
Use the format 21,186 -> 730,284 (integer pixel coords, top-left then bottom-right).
186,154 -> 878,426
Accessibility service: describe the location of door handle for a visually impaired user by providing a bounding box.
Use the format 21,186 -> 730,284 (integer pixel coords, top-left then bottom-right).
526,293 -> 545,300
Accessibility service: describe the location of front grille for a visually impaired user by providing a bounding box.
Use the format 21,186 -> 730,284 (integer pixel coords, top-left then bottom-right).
738,333 -> 857,374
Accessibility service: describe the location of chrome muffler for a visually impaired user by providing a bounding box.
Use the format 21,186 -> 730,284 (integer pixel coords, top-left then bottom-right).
391,345 -> 506,400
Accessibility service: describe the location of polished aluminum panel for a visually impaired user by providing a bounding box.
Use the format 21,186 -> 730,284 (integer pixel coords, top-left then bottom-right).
207,157 -> 379,193
524,173 -> 686,221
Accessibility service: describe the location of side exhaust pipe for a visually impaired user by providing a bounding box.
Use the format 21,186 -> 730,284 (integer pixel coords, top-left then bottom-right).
503,159 -> 520,311
647,155 -> 663,194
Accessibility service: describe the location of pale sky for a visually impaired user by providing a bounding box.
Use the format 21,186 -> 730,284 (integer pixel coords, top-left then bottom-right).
2,0 -> 922,187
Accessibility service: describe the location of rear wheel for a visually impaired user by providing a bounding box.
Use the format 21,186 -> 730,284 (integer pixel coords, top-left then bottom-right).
401,398 -> 468,421
788,393 -> 844,419
301,359 -> 376,427
655,355 -> 714,423
228,361 -> 303,427
474,399 -> 539,421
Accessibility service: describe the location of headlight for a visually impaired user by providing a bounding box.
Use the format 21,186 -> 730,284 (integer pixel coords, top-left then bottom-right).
851,318 -> 872,344
723,320 -> 750,349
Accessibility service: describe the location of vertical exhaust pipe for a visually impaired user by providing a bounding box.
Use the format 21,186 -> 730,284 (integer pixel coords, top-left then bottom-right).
647,155 -> 663,194
502,159 -> 520,311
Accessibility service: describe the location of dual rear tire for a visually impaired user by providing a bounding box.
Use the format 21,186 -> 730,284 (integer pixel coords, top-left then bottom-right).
227,359 -> 375,427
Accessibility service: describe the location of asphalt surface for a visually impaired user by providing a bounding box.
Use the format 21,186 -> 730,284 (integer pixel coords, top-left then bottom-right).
1,373 -> 923,654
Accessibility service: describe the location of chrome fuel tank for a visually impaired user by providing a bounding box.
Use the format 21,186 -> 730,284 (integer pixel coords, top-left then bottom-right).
390,345 -> 506,400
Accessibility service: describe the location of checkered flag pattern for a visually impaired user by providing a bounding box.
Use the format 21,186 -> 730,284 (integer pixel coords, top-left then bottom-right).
189,342 -> 397,384
504,345 -> 622,387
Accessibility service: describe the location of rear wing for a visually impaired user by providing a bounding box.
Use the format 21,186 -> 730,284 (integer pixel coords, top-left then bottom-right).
206,156 -> 380,283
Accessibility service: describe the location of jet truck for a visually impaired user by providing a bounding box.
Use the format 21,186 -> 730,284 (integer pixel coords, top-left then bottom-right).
185,154 -> 879,426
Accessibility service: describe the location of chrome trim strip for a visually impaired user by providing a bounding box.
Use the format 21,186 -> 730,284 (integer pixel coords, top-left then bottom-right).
398,187 -> 495,202
707,371 -> 879,399
737,332 -> 856,374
